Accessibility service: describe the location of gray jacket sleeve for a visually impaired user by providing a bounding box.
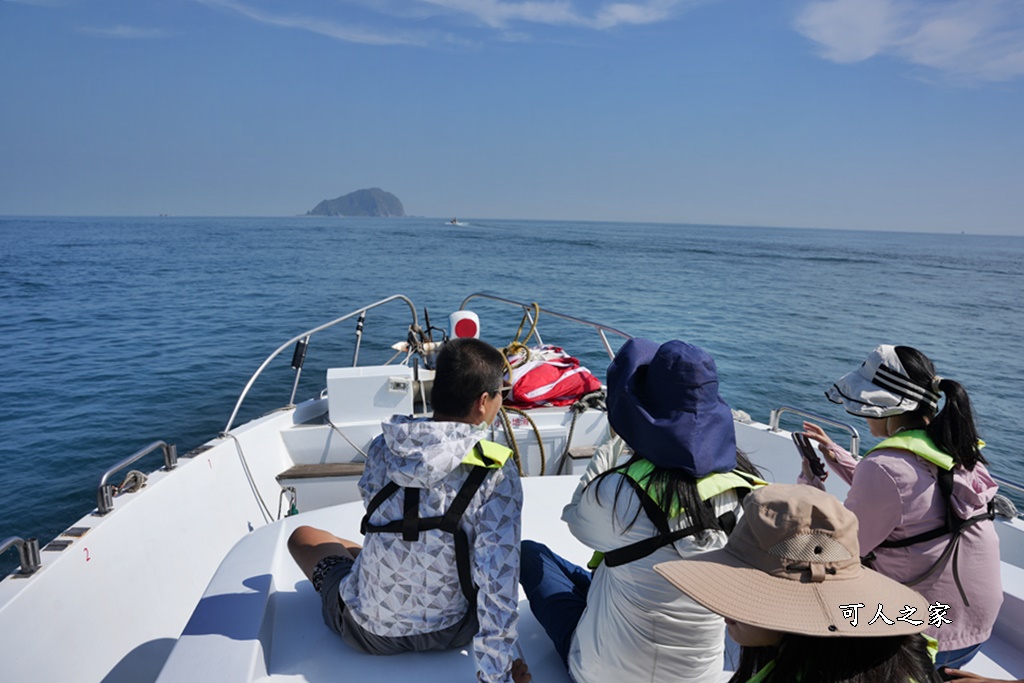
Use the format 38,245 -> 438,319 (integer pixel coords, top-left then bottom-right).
469,461 -> 524,683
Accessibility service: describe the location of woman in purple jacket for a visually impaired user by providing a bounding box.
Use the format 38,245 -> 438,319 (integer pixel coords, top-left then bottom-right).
802,345 -> 1002,671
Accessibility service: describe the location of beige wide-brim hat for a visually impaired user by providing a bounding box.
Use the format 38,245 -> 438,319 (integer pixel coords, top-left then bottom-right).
654,484 -> 931,638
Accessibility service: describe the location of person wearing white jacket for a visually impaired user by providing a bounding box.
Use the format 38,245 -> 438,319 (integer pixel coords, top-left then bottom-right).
520,339 -> 763,683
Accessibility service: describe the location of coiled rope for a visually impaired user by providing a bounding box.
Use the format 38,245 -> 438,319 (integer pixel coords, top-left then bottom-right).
115,470 -> 148,495
495,302 -> 550,476
499,405 -> 546,476
502,302 -> 541,369
556,390 -> 607,474
497,408 -> 524,477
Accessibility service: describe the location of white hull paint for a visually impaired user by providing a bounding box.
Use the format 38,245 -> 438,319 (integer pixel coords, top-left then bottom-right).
1,295 -> 1021,682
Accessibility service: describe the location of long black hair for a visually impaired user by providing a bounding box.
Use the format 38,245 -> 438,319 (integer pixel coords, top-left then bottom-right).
593,448 -> 762,534
894,346 -> 986,470
729,633 -> 941,683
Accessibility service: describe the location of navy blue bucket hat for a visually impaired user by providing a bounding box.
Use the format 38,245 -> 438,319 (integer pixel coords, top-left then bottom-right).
607,338 -> 737,477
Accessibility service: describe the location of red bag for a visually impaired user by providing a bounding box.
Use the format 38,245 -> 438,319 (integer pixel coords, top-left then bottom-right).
505,345 -> 603,408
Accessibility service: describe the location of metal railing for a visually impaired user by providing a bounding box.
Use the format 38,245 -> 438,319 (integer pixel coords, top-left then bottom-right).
223,295 -> 418,433
459,293 -> 632,359
769,406 -> 862,458
0,537 -> 41,576
768,408 -> 1024,500
993,475 -> 1024,497
96,441 -> 177,515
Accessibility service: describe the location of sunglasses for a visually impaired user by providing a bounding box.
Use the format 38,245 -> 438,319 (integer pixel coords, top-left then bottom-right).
494,384 -> 512,398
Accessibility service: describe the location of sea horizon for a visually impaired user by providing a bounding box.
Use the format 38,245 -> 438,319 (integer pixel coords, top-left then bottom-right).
3,213 -> 1021,239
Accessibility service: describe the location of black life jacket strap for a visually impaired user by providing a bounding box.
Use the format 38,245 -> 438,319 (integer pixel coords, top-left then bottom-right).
628,477 -> 671,534
361,481 -> 400,535
878,468 -> 957,549
872,467 -> 995,607
441,464 -> 490,533
603,523 -> 705,567
358,444 -> 496,602
403,487 -> 421,542
601,477 -> 742,568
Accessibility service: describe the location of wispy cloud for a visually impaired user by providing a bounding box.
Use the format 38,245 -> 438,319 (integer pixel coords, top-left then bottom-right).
795,0 -> 1024,83
192,0 -> 707,47
195,0 -> 429,46
416,0 -> 702,30
77,25 -> 167,39
3,0 -> 74,5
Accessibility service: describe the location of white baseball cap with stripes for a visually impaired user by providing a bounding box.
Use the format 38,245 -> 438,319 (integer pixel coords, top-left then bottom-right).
825,344 -> 941,418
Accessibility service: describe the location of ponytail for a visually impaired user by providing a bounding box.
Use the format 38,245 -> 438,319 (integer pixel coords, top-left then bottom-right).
929,377 -> 986,470
894,347 -> 986,470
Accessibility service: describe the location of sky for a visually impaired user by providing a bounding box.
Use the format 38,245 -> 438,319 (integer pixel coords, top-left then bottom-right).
1,0 -> 1023,234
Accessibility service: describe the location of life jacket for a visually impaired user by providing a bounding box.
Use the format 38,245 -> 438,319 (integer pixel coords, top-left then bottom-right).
359,439 -> 513,603
588,459 -> 767,569
504,345 -> 603,408
866,430 -> 994,606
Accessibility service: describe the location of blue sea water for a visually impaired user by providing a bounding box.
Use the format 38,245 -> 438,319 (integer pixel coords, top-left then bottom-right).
1,216 -> 1022,575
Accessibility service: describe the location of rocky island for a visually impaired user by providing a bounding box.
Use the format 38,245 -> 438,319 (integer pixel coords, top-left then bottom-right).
306,188 -> 405,217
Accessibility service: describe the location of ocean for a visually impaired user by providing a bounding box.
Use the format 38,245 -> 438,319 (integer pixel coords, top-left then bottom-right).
1,216 -> 1022,574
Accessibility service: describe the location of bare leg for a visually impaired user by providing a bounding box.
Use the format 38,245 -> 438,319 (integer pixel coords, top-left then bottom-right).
288,525 -> 362,582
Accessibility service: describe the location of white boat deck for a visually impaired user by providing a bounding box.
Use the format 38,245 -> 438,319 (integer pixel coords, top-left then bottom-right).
5,296 -> 1022,683
157,476 -> 1024,683
158,477 -> 587,683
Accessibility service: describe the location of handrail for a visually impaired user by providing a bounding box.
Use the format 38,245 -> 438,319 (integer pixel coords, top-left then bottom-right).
96,441 -> 177,515
0,536 -> 41,576
223,295 -> 419,433
769,406 -> 861,458
459,293 -> 631,359
994,475 -> 1024,497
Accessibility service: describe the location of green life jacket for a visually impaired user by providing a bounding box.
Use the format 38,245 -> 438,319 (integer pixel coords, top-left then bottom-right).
867,430 -> 954,470
360,439 -> 513,601
867,430 -> 993,606
588,459 -> 767,569
745,660 -> 779,683
460,438 -> 514,468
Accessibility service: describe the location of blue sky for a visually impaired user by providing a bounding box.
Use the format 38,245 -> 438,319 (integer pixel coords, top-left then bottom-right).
2,0 -> 1023,234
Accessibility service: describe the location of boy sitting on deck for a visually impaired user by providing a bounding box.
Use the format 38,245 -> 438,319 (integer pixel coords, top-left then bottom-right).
288,338 -> 531,683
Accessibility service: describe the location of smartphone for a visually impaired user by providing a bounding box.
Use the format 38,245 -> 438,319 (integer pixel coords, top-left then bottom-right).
792,432 -> 828,480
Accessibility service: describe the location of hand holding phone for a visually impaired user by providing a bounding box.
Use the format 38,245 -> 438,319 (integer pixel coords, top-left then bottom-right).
793,432 -> 828,480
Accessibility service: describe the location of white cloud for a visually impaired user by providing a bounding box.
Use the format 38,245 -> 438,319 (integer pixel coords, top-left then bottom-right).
195,0 -> 429,46
187,0 -> 712,50
3,0 -> 79,5
795,0 -> 901,63
795,0 -> 1024,82
593,1 -> 679,29
77,25 -> 167,39
416,0 -> 699,30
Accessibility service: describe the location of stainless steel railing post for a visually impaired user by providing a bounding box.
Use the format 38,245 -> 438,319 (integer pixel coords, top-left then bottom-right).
0,536 -> 41,576
769,406 -> 861,458
96,441 -> 177,515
